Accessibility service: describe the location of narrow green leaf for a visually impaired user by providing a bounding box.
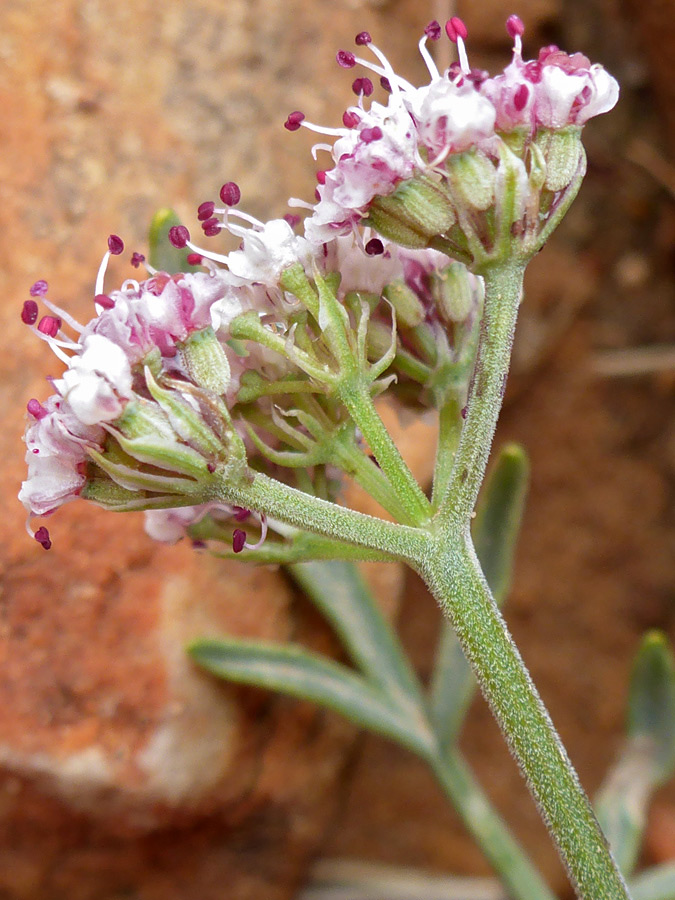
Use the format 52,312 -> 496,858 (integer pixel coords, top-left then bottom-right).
631,862 -> 675,900
288,561 -> 424,708
428,444 -> 529,749
189,638 -> 435,759
148,208 -> 200,274
596,631 -> 675,875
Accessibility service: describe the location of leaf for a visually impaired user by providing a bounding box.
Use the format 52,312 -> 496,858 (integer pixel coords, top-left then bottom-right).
148,208 -> 201,274
428,444 -> 529,749
595,631 -> 675,876
288,561 -> 424,711
189,637 -> 435,759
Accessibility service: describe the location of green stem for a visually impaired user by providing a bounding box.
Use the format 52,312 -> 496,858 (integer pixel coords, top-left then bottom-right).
431,394 -> 463,510
430,749 -> 556,900
438,262 -> 524,526
334,438 -> 419,526
211,468 -> 426,560
339,380 -> 432,526
421,540 -> 631,900
423,262 -> 630,899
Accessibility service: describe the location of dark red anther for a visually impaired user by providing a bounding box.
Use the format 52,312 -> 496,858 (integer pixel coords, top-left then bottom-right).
343,110 -> 360,128
360,126 -> 382,143
506,14 -> 525,39
108,234 -> 124,255
37,316 -> 61,337
284,110 -> 305,131
94,293 -> 115,309
316,170 -> 327,185
27,398 -> 48,419
219,182 -> 241,206
130,252 -> 145,268
168,225 -> 190,248
29,280 -> 48,297
283,213 -> 301,229
425,20 -> 441,41
365,238 -> 384,256
380,76 -> 392,93
201,217 -> 220,236
352,76 -> 373,96
355,31 -> 371,45
186,252 -> 203,265
336,49 -> 356,68
232,529 -> 247,553
21,300 -> 39,325
461,405 -> 468,419
445,16 -> 468,42
34,526 -> 52,550
232,506 -> 250,522
513,83 -> 529,111
202,222 -> 220,238
207,462 -> 216,473
197,200 -> 215,221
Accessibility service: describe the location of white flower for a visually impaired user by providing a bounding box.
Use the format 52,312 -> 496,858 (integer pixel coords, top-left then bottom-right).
53,334 -> 133,425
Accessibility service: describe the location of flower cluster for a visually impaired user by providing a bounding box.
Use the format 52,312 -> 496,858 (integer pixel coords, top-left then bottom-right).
287,16 -> 618,267
19,14 -> 618,550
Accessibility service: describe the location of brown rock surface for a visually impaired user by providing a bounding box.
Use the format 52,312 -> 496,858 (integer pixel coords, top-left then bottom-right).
0,1 -> 438,897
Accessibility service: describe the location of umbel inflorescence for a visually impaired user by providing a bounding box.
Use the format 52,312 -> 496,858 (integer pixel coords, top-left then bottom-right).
19,16 -> 618,551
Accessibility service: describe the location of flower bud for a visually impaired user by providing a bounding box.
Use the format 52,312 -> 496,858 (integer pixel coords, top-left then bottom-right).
445,149 -> 496,211
178,325 -> 231,396
535,126 -> 584,192
382,280 -> 425,328
367,176 -> 456,249
431,262 -> 483,323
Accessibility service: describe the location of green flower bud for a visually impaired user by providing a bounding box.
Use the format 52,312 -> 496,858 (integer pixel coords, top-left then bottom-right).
535,126 -> 584,192
431,262 -> 482,323
445,149 -> 496,211
382,280 -> 425,328
367,176 -> 456,248
178,325 -> 231,396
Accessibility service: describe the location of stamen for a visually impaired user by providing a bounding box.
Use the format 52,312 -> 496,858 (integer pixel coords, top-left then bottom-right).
311,141 -> 334,159
233,506 -> 250,521
232,528 -> 247,553
361,126 -> 383,143
244,514 -> 268,550
337,50 -> 356,68
201,217 -> 221,236
506,14 -> 524,57
108,234 -> 124,255
514,83 -> 529,111
419,30 -> 441,80
130,252 -> 146,268
37,316 -> 61,338
197,201 -> 215,221
343,110 -> 360,128
284,111 -> 305,131
95,250 -> 111,297
29,280 -> 49,297
380,76 -> 392,93
352,76 -> 373,96
425,20 -> 441,41
21,300 -> 39,325
445,17 -> 470,75
42,299 -> 84,333
365,238 -> 384,255
186,253 -> 204,265
355,31 -> 372,46
184,238 -> 231,265
34,526 -> 52,550
94,293 -> 116,309
27,398 -> 48,419
219,182 -> 241,206
283,213 -> 301,229
168,225 -> 190,248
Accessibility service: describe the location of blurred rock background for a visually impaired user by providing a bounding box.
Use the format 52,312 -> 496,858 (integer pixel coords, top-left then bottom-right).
0,0 -> 673,897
